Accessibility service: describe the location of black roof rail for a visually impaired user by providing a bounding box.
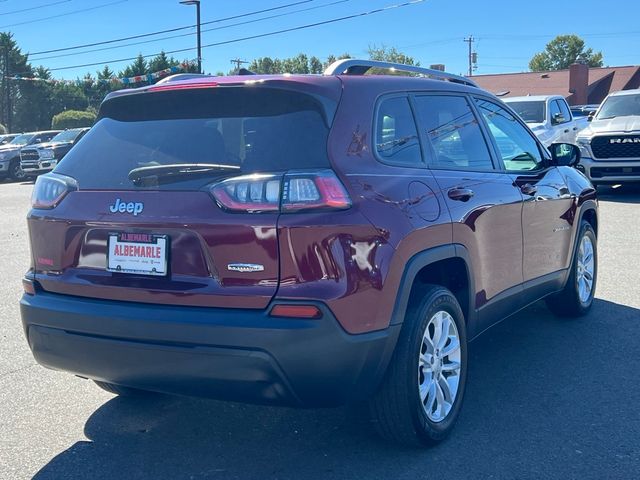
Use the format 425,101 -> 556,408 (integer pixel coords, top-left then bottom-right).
323,59 -> 478,88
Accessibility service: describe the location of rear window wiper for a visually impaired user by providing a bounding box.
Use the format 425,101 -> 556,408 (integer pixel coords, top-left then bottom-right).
128,163 -> 240,184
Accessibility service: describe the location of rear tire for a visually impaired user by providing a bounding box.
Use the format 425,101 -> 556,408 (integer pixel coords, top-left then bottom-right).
369,285 -> 467,446
93,380 -> 153,397
546,220 -> 597,317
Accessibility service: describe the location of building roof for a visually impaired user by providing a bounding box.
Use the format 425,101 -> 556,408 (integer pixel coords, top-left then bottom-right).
472,65 -> 640,102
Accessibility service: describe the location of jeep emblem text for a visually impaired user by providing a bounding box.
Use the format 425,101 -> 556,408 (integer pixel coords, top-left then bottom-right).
109,198 -> 144,216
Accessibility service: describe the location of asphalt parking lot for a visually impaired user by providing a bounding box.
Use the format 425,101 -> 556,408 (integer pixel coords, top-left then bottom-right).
1,180 -> 639,480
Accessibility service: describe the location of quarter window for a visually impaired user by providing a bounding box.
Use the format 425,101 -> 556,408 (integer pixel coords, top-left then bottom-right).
375,97 -> 422,166
414,95 -> 494,170
475,98 -> 544,172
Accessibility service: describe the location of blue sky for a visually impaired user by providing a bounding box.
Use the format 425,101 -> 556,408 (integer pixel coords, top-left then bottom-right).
7,0 -> 640,80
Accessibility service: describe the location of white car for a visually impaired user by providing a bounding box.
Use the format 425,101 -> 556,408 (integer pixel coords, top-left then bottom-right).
504,95 -> 585,147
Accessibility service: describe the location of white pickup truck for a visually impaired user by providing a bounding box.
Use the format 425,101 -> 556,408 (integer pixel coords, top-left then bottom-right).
574,89 -> 640,185
504,95 -> 586,147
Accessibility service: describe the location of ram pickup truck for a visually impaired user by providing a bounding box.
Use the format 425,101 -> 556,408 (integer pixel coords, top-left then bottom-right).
0,130 -> 60,181
20,128 -> 89,176
504,95 -> 585,147
575,89 -> 640,184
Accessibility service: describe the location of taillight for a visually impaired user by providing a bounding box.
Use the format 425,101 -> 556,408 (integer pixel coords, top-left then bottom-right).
210,170 -> 351,213
31,173 -> 78,209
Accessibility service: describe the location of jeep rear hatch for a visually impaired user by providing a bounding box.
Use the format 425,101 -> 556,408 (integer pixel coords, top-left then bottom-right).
28,81 -> 342,308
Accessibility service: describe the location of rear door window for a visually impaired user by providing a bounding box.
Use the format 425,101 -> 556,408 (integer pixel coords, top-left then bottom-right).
414,95 -> 495,171
56,88 -> 332,190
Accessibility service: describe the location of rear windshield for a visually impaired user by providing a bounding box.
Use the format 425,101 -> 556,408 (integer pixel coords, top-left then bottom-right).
505,101 -> 545,124
56,87 -> 331,190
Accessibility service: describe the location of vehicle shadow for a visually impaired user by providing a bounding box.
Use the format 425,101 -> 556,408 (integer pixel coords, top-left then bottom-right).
32,298 -> 640,480
596,184 -> 640,204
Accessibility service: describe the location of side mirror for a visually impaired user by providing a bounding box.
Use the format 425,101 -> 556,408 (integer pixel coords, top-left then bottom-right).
587,113 -> 594,122
549,143 -> 580,167
551,112 -> 565,125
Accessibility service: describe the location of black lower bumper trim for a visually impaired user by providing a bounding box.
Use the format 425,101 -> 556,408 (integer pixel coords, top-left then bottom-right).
21,292 -> 400,407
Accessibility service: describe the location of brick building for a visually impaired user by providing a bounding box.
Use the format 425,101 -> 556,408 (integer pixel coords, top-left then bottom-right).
471,63 -> 640,105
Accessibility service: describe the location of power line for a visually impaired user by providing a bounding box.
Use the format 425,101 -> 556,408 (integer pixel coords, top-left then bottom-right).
0,0 -> 126,29
31,0 -> 352,62
0,0 -> 71,16
48,0 -> 425,72
30,0 -> 314,56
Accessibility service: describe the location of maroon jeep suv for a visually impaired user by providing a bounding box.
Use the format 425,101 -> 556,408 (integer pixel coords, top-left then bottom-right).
20,60 -> 598,446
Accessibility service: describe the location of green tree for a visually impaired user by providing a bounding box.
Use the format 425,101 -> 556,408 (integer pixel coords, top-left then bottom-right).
529,35 -> 603,71
148,51 -> 178,72
249,53 -> 351,74
51,109 -> 96,129
323,53 -> 351,70
120,54 -> 148,78
367,45 -> 419,66
248,57 -> 283,74
0,32 -> 33,132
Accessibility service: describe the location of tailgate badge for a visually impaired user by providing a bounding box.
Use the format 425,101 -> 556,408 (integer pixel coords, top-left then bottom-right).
227,263 -> 264,273
109,198 -> 144,216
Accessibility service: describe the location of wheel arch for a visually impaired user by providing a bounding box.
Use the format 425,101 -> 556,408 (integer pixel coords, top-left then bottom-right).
389,245 -> 476,329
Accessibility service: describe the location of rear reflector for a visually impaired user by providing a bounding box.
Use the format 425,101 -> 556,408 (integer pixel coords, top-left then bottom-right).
210,169 -> 351,213
22,278 -> 36,295
270,305 -> 322,319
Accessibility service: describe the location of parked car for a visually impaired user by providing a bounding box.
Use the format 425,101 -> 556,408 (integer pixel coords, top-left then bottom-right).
0,133 -> 19,145
571,104 -> 599,119
20,128 -> 90,176
20,60 -> 598,446
0,130 -> 60,181
504,95 -> 585,146
575,88 -> 640,184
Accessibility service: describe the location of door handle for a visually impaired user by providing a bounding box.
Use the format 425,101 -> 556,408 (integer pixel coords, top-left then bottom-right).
520,183 -> 537,196
573,126 -> 578,131
563,129 -> 570,133
448,187 -> 474,202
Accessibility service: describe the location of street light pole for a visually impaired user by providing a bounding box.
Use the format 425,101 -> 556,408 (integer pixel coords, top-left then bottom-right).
180,0 -> 202,74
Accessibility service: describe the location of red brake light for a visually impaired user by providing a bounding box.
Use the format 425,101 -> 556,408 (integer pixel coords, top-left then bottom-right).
270,304 -> 322,319
31,173 -> 78,209
210,170 -> 351,213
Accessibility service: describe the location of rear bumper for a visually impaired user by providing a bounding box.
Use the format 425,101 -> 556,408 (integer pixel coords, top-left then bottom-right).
20,291 -> 400,407
579,156 -> 640,183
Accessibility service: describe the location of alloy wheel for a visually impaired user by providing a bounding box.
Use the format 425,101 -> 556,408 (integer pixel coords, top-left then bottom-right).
418,310 -> 462,423
576,235 -> 595,303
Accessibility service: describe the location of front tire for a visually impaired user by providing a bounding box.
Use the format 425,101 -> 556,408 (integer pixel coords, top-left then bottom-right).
369,285 -> 467,446
546,220 -> 597,317
9,159 -> 26,181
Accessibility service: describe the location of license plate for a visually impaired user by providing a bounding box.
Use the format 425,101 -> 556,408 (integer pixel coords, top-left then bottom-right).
107,233 -> 168,276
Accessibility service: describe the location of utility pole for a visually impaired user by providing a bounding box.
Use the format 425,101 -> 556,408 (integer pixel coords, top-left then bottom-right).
463,35 -> 475,76
230,58 -> 249,71
3,46 -> 11,132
